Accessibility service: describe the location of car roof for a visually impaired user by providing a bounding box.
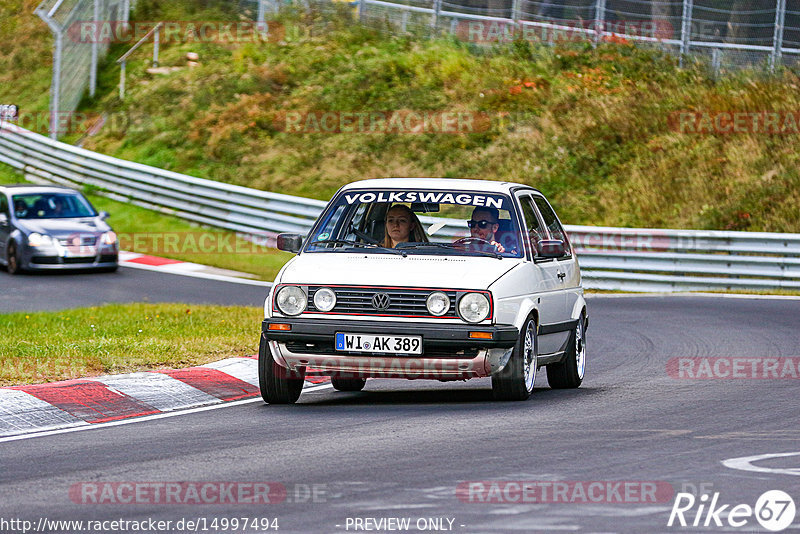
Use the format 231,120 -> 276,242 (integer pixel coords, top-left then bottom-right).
1,184 -> 81,195
340,178 -> 539,195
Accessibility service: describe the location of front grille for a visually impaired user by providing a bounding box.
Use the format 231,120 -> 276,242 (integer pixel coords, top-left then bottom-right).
306,286 -> 459,318
57,236 -> 97,246
99,254 -> 118,263
31,256 -> 59,265
63,257 -> 96,264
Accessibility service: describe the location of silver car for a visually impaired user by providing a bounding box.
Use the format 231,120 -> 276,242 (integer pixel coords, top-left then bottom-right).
0,184 -> 118,274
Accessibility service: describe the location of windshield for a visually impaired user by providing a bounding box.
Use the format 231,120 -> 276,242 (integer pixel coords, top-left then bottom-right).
305,189 -> 523,258
12,193 -> 97,219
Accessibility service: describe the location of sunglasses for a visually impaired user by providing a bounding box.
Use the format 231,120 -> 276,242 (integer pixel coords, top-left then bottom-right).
467,219 -> 496,229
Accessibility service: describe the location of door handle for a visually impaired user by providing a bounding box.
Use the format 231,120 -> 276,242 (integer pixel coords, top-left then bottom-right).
557,272 -> 566,280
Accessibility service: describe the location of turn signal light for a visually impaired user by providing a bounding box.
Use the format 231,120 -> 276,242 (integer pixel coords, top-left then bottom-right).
269,323 -> 291,331
469,331 -> 492,339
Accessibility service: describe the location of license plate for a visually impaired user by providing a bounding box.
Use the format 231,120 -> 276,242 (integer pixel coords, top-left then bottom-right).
335,333 -> 422,355
63,247 -> 96,258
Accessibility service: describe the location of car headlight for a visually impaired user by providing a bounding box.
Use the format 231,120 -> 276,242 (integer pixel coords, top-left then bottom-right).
426,291 -> 450,316
275,286 -> 307,316
101,231 -> 117,245
458,292 -> 490,323
313,287 -> 336,312
27,233 -> 52,247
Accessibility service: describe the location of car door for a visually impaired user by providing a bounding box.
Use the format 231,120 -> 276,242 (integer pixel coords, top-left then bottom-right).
532,194 -> 581,324
0,194 -> 10,257
515,193 -> 568,355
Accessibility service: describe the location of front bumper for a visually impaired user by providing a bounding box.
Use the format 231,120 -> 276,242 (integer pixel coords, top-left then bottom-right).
262,318 -> 519,380
22,244 -> 118,270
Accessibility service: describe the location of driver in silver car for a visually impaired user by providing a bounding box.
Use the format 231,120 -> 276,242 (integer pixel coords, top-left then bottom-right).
466,206 -> 506,253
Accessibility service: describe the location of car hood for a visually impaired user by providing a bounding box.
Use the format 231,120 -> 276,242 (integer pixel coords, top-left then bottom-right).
278,253 -> 520,289
16,218 -> 110,236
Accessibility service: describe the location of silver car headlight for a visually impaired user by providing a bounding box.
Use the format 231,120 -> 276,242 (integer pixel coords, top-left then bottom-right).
101,231 -> 117,245
27,233 -> 53,247
313,287 -> 336,312
458,292 -> 490,323
275,286 -> 307,316
426,291 -> 450,316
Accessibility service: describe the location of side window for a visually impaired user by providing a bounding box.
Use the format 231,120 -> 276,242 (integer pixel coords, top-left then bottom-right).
533,195 -> 571,256
518,195 -> 547,257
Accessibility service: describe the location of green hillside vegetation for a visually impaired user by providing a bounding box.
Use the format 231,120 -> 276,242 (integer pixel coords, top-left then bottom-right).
4,0 -> 800,232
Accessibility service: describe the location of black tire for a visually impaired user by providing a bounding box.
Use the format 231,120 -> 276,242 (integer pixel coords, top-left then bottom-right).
258,335 -> 305,404
492,316 -> 537,401
6,241 -> 22,275
547,312 -> 586,389
331,377 -> 367,392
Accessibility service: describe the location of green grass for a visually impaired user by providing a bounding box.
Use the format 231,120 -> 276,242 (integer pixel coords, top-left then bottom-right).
0,303 -> 261,386
64,4 -> 799,233
0,163 -> 294,279
4,0 -> 800,233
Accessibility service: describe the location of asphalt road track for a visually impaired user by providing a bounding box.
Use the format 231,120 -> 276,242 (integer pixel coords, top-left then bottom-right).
0,266 -> 265,312
1,271 -> 799,532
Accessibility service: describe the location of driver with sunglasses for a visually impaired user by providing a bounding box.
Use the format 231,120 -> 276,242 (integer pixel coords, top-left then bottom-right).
465,207 -> 506,253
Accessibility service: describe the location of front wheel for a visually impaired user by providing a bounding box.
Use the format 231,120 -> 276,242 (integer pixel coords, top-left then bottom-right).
258,336 -> 305,404
7,241 -> 22,274
331,377 -> 367,392
492,316 -> 537,401
547,313 -> 586,389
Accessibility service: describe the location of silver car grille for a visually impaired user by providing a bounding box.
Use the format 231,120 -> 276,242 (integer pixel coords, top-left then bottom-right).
306,286 -> 459,318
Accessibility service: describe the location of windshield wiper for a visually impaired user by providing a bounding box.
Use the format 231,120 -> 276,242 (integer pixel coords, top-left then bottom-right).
308,239 -> 405,256
397,242 -> 503,259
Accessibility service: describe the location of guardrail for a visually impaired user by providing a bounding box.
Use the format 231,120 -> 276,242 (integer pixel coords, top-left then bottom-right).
2,123 -> 799,292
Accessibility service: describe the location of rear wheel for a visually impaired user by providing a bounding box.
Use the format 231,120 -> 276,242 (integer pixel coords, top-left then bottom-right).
258,335 -> 305,404
492,316 -> 537,401
331,377 -> 367,392
547,312 -> 586,389
6,241 -> 22,275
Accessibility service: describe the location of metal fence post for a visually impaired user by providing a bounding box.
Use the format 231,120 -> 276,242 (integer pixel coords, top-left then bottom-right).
90,0 -> 100,97
119,61 -> 126,99
511,0 -> 520,25
593,0 -> 606,46
431,0 -> 442,32
49,31 -> 62,139
680,0 -> 693,67
401,10 -> 408,32
771,0 -> 786,71
257,0 -> 266,25
357,0 -> 364,22
152,24 -> 160,67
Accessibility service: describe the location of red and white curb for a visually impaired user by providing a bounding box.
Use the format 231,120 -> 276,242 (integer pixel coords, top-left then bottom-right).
0,357 -> 330,440
119,251 -> 272,287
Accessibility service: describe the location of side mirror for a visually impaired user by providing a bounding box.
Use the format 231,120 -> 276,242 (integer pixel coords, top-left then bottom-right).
537,239 -> 566,259
277,233 -> 303,253
99,211 -> 110,220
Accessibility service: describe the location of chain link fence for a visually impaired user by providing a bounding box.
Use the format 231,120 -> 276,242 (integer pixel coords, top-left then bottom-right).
35,0 -> 131,140
357,0 -> 800,73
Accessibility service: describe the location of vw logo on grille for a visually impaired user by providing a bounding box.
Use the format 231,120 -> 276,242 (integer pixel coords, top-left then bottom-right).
371,293 -> 391,310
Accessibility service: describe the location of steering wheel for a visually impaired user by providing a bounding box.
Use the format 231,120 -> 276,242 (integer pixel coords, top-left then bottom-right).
453,237 -> 493,247
350,226 -> 380,245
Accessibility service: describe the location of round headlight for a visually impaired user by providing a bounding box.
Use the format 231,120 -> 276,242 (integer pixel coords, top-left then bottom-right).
458,292 -> 490,323
313,287 -> 337,312
276,286 -> 307,316
426,291 -> 450,316
28,233 -> 52,247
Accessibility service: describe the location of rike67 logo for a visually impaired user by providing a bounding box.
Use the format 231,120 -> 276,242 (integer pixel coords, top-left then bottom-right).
668,490 -> 796,531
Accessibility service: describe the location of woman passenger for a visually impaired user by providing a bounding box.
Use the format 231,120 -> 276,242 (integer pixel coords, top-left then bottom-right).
381,204 -> 429,248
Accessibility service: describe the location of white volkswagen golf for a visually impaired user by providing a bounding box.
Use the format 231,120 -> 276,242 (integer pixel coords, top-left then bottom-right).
260,178 -> 587,403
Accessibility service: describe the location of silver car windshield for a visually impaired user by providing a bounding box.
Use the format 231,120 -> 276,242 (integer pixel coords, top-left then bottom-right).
305,189 -> 523,258
12,193 -> 97,219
